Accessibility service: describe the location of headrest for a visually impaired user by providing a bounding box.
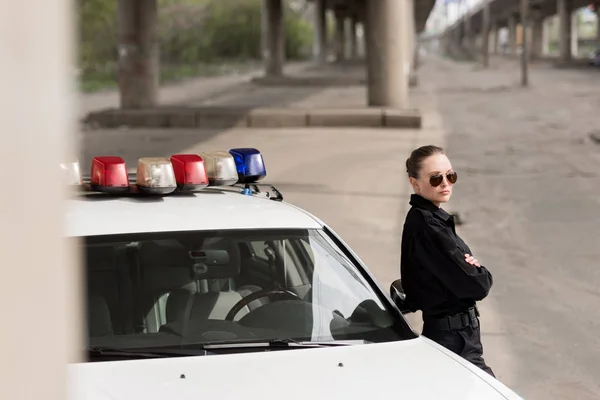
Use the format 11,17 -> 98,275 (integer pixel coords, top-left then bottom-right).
87,293 -> 113,337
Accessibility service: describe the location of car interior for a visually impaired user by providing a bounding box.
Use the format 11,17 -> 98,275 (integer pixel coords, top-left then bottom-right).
84,229 -> 411,355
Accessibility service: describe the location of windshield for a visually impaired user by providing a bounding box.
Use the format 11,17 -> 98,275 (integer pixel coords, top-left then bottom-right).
83,228 -> 414,357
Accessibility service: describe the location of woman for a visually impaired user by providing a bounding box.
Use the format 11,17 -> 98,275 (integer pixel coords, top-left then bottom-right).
400,145 -> 495,377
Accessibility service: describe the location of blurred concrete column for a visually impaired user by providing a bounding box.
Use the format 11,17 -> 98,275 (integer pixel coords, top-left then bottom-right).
459,22 -> 465,49
349,16 -> 358,60
334,8 -> 346,62
557,0 -> 572,62
261,0 -> 268,60
508,14 -> 517,54
357,5 -> 367,59
365,0 -> 409,108
482,4 -> 491,67
464,14 -> 474,54
118,0 -> 159,108
490,22 -> 498,54
531,15 -> 544,60
312,0 -> 327,64
265,0 -> 285,77
542,17 -> 551,55
1,1 -> 82,400
406,0 -> 418,81
570,11 -> 578,57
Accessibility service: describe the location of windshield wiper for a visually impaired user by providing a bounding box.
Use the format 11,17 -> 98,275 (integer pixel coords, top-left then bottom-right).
86,346 -> 214,359
197,338 -> 372,350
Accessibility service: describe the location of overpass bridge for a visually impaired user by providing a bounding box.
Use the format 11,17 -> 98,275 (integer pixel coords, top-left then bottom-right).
103,0 -> 436,129
442,0 -> 600,64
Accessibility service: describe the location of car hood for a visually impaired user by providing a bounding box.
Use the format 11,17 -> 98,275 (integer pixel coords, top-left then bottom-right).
69,338 -> 521,400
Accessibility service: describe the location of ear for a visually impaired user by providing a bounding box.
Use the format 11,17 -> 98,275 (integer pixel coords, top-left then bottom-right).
409,177 -> 418,190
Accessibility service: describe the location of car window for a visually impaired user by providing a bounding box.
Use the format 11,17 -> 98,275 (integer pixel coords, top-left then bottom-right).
82,228 -> 414,358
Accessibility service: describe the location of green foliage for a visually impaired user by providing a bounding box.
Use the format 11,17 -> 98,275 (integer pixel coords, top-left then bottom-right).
77,0 -> 118,74
78,0 -> 314,90
284,5 -> 314,60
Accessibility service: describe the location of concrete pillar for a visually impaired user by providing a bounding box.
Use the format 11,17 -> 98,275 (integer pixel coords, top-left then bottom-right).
508,15 -> 518,54
455,26 -> 463,54
482,5 -> 491,67
464,15 -> 474,54
557,0 -> 572,62
261,0 -> 268,60
520,0 -> 530,86
265,0 -> 285,77
571,11 -> 578,57
349,16 -> 358,60
2,1 -> 82,400
542,18 -> 551,55
414,42 -> 420,69
334,8 -> 346,62
523,25 -> 534,61
312,0 -> 327,64
117,0 -> 159,109
365,0 -> 409,108
490,22 -> 498,54
407,0 -> 417,74
531,16 -> 544,60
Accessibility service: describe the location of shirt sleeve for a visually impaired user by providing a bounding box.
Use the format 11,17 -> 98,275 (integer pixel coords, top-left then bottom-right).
412,218 -> 493,301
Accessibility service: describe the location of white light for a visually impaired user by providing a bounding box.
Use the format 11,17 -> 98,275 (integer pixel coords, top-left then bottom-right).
136,157 -> 177,193
60,161 -> 82,185
200,151 -> 239,186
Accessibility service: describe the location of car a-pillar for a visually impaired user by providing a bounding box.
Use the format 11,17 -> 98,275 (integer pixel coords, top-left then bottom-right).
117,0 -> 159,109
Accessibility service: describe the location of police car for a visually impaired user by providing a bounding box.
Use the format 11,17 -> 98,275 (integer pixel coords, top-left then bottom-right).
63,149 -> 523,399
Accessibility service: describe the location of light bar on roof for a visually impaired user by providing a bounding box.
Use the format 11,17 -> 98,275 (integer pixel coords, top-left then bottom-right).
136,157 -> 177,194
170,154 -> 209,191
200,151 -> 239,186
90,156 -> 130,193
60,161 -> 82,186
229,148 -> 266,184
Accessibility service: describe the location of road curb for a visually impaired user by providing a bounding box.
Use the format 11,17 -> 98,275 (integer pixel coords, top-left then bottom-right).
84,107 -> 422,129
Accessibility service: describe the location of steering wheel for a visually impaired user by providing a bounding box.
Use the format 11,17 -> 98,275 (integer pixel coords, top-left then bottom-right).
225,288 -> 301,321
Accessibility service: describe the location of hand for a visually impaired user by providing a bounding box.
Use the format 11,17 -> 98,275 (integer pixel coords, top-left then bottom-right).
464,253 -> 480,267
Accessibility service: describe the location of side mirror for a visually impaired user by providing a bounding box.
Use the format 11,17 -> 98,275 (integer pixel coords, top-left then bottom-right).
390,279 -> 413,314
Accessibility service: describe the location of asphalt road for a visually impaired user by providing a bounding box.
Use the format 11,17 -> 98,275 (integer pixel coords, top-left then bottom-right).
426,54 -> 600,399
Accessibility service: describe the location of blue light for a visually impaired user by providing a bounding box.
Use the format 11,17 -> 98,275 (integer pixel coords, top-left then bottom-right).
229,148 -> 267,183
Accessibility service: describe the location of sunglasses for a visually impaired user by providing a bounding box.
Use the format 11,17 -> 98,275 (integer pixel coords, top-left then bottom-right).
429,171 -> 458,187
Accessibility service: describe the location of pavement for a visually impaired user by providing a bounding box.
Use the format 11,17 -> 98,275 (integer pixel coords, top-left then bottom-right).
81,61 -> 420,129
429,54 -> 600,399
78,62 -> 311,120
79,54 -> 600,399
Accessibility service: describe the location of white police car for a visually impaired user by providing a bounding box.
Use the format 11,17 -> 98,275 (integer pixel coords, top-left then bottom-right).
63,149 -> 523,399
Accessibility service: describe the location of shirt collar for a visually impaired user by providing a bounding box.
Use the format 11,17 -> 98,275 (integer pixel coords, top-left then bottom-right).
409,194 -> 452,223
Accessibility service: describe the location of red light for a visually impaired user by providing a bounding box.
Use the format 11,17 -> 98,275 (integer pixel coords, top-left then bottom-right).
170,154 -> 209,190
90,156 -> 130,193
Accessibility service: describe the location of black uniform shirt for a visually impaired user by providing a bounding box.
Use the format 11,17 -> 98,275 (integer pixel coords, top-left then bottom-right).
400,194 -> 493,318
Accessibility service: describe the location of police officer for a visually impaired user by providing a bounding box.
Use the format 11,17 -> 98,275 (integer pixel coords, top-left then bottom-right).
400,145 -> 495,376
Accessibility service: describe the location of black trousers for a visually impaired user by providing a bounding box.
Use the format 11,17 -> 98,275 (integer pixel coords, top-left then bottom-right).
422,323 -> 495,377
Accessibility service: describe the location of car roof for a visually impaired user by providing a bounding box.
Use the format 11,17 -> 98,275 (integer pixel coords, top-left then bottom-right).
65,188 -> 323,237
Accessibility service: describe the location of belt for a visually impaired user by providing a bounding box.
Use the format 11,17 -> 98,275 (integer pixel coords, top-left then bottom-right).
423,307 -> 479,331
